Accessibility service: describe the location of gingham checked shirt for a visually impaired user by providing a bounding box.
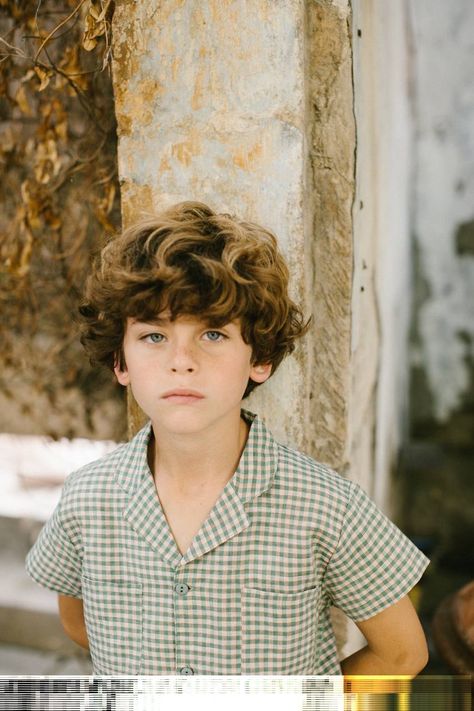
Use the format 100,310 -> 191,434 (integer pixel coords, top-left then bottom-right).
26,409 -> 429,675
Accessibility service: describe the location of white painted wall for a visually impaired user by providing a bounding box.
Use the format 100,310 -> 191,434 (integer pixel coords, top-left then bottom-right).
409,0 -> 474,421
350,0 -> 413,512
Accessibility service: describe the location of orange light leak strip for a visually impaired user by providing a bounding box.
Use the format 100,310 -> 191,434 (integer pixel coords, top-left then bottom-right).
344,675 -> 413,695
343,675 -> 472,711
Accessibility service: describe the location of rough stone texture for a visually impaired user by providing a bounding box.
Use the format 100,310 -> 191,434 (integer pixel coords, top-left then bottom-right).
409,0 -> 474,425
307,1 -> 355,473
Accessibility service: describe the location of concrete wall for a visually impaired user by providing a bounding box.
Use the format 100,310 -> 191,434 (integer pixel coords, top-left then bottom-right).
409,0 -> 474,428
112,0 -> 312,444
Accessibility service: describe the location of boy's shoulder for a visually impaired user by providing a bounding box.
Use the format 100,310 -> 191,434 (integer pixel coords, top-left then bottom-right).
247,409 -> 355,510
265,429 -> 364,554
275,437 -> 354,503
61,421 -> 152,500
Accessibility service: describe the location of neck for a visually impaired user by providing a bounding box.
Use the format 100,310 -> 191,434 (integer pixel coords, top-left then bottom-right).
149,413 -> 249,494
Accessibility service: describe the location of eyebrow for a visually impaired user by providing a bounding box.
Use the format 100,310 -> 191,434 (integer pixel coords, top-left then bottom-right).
130,317 -> 168,326
130,316 -> 236,329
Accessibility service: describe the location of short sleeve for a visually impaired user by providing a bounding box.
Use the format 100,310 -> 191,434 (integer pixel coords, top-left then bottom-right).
324,481 -> 430,621
25,484 -> 83,598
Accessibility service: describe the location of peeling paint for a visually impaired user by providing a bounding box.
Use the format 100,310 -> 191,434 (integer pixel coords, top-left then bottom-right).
455,218 -> 474,255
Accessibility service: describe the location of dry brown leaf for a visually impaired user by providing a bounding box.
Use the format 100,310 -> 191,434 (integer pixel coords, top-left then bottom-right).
40,99 -> 69,141
82,35 -> 98,52
89,0 -> 111,24
17,228 -> 34,277
21,180 -> 43,230
22,69 -> 36,83
55,118 -> 68,141
34,135 -> 62,184
14,84 -> 33,116
82,10 -> 107,52
58,46 -> 88,92
89,2 -> 102,21
34,66 -> 52,92
93,192 -> 117,231
0,126 -> 16,154
103,182 -> 116,214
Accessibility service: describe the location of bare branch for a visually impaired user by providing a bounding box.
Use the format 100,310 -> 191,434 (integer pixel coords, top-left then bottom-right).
34,0 -> 88,62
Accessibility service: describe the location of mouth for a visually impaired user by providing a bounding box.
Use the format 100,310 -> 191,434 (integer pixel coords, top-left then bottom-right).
161,389 -> 205,402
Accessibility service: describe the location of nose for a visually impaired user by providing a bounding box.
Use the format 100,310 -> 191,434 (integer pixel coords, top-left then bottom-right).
169,341 -> 198,373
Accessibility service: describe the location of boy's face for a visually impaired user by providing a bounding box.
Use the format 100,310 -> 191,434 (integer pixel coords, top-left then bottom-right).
114,313 -> 272,436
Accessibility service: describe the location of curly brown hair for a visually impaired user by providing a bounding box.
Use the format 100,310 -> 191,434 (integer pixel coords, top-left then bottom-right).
79,201 -> 311,398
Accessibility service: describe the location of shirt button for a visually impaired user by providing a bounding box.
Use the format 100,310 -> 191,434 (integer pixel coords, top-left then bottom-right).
179,666 -> 194,675
174,583 -> 190,595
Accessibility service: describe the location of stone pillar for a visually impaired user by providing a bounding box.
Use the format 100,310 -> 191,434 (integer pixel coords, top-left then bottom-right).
307,1 -> 355,471
111,0 -> 357,654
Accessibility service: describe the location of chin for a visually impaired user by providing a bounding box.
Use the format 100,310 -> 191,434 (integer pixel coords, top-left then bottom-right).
153,411 -> 208,431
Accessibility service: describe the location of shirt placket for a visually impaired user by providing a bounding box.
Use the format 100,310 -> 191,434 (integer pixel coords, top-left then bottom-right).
173,559 -> 195,675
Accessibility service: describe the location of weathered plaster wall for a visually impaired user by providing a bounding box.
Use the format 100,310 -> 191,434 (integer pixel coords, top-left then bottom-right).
111,0 -> 312,444
350,0 -> 413,511
111,0 -> 356,462
409,0 -> 474,426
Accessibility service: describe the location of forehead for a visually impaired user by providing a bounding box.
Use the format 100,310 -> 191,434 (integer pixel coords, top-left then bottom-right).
128,313 -> 240,328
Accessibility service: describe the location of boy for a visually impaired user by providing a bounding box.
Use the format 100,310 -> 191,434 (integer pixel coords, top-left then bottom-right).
26,201 -> 429,676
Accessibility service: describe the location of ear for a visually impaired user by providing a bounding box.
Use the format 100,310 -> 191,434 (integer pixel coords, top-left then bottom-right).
249,362 -> 272,384
113,359 -> 130,387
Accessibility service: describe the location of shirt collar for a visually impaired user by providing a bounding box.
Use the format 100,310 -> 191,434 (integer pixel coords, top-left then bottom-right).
232,408 -> 279,502
113,408 -> 279,503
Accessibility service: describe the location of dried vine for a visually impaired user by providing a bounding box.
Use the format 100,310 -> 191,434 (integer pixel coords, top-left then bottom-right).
0,0 -> 125,440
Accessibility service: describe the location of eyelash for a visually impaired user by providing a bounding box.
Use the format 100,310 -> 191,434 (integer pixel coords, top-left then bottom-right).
141,331 -> 228,343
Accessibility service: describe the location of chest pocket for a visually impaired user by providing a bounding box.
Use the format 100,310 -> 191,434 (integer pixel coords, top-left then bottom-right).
82,575 -> 143,674
241,586 -> 319,674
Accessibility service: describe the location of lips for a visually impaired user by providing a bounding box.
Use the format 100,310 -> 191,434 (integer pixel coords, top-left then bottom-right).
161,389 -> 204,399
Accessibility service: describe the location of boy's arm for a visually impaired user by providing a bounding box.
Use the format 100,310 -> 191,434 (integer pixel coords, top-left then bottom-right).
340,594 -> 428,675
58,594 -> 89,650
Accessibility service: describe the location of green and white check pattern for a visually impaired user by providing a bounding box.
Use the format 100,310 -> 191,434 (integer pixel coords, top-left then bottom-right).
26,409 -> 429,675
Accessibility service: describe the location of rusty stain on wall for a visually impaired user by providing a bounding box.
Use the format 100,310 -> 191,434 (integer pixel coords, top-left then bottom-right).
232,141 -> 263,170
171,130 -> 202,167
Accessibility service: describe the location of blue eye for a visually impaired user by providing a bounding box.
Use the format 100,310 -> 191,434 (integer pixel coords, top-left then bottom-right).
205,331 -> 225,341
144,333 -> 164,343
